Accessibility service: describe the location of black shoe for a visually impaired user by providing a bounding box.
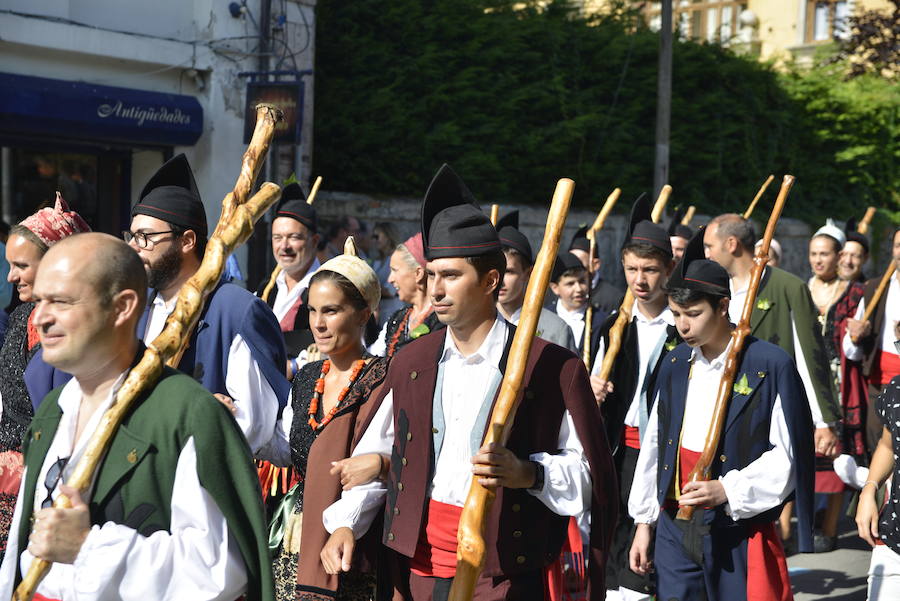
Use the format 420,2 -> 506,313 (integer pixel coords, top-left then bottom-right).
813,533 -> 837,553
781,536 -> 797,556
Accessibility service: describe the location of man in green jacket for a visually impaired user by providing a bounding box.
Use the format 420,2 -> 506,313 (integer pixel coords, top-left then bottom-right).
0,233 -> 273,601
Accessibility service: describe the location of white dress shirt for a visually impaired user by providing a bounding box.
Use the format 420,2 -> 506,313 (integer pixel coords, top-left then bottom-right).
590,306 -> 674,428
843,276 -> 900,361
322,316 -> 592,539
628,344 -> 795,525
729,273 -> 827,428
142,295 -> 278,454
272,259 -> 320,323
0,374 -> 245,601
556,303 -> 587,350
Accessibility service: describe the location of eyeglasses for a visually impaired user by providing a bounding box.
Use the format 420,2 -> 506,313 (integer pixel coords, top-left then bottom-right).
41,456 -> 70,509
122,230 -> 178,249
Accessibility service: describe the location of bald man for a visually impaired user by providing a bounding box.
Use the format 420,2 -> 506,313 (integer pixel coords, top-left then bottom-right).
0,234 -> 273,601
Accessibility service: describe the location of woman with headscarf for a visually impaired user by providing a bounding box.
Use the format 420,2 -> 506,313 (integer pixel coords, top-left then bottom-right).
0,193 -> 89,558
256,237 -> 389,600
368,233 -> 444,357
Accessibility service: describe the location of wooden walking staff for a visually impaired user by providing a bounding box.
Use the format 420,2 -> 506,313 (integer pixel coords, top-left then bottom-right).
260,175 -> 323,302
13,104 -> 285,601
676,174 -> 794,521
596,185 -> 672,382
681,205 -> 696,226
851,262 -> 896,345
582,187 -> 622,367
742,174 -> 774,220
447,179 -> 575,601
490,204 -> 500,226
857,206 -> 876,234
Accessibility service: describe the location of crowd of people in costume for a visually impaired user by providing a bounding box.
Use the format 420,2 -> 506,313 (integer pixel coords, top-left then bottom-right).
0,153 -> 897,601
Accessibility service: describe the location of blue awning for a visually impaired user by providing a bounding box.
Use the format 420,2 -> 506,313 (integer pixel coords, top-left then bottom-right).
0,72 -> 203,147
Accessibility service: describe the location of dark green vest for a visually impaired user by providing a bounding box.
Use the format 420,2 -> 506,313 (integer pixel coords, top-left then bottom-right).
15,367 -> 274,601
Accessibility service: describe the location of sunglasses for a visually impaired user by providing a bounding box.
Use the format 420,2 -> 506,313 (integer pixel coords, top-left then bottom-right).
41,456 -> 70,509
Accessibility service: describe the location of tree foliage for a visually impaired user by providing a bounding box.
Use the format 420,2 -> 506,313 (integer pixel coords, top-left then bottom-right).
313,0 -> 899,224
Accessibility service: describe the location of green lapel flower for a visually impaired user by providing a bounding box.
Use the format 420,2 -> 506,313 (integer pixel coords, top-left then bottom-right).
665,338 -> 678,352
409,323 -> 431,339
733,373 -> 753,396
535,329 -> 543,338
756,297 -> 772,311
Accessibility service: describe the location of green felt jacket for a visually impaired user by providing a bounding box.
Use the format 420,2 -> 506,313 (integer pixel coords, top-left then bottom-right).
748,267 -> 840,424
13,365 -> 274,601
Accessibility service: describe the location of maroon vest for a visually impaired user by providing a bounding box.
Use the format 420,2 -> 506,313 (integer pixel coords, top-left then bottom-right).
368,327 -> 616,585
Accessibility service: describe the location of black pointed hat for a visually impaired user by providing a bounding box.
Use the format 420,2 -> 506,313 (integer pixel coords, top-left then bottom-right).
275,183 -> 318,233
496,210 -> 533,264
844,218 -> 869,253
668,207 -> 693,240
623,193 -> 672,257
551,251 -> 585,283
667,226 -> 730,298
133,153 -> 207,238
421,164 -> 499,260
568,224 -> 591,253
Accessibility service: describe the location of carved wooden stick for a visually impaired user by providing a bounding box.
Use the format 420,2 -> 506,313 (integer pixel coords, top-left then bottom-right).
490,204 -> 499,226
852,262 -> 896,344
597,186 -> 671,381
583,188 -> 622,368
742,175 -> 774,220
261,175 -> 323,302
13,104 -> 284,601
447,179 -> 574,601
676,175 -> 794,521
682,206 -> 696,226
857,207 -> 876,234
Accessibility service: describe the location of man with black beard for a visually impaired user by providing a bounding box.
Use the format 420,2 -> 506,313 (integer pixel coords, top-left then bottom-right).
125,154 -> 289,454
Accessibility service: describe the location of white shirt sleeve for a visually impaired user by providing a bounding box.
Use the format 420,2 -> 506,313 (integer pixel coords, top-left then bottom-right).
367,322 -> 389,357
842,298 -> 866,362
790,316 -> 828,428
527,410 -> 592,517
14,438 -> 246,601
255,399 -> 294,467
225,334 -> 280,454
589,337 -> 606,377
322,389 -> 394,539
628,394 -> 660,525
719,394 -> 794,520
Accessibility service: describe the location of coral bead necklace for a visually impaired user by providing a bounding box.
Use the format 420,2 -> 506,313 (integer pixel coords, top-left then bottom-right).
308,358 -> 367,430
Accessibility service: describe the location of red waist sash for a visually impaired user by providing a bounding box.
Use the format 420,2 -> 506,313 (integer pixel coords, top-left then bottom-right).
623,425 -> 641,450
873,351 -> 900,387
410,499 -> 462,578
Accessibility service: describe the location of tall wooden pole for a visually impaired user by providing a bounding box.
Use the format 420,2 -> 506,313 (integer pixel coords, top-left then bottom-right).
653,0 -> 673,200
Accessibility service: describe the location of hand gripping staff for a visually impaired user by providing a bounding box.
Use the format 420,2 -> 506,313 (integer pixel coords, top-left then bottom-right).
13,104 -> 285,601
595,185 -> 672,383
260,175 -> 323,303
676,175 -> 794,521
446,179 -> 575,601
582,187 -> 622,368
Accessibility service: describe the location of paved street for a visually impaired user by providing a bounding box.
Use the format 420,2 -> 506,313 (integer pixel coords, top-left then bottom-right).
790,515 -> 870,601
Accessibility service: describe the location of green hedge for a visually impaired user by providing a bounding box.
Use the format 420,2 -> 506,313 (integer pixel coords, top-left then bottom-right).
313,0 -> 899,224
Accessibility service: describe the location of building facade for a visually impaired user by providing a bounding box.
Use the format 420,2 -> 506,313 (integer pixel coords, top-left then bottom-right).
0,0 -> 316,279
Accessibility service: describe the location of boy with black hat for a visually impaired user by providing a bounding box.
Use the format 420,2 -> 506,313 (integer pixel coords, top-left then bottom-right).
587,194 -> 678,601
256,182 -> 321,370
667,207 -> 693,262
126,154 -> 289,454
628,229 -> 814,601
495,211 -> 576,352
320,164 -> 616,600
569,225 -> 624,314
549,251 -> 607,357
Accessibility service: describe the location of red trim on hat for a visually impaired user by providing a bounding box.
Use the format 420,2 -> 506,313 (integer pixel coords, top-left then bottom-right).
684,276 -> 727,289
428,241 -> 500,250
631,235 -> 666,244
140,204 -> 201,224
277,210 -> 314,227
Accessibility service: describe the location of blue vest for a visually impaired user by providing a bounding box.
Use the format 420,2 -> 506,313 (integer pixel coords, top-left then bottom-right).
137,282 -> 290,410
652,337 -> 815,552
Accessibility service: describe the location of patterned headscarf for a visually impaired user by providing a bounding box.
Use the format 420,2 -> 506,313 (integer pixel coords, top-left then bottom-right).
316,236 -> 381,313
402,232 -> 426,268
19,192 -> 90,247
